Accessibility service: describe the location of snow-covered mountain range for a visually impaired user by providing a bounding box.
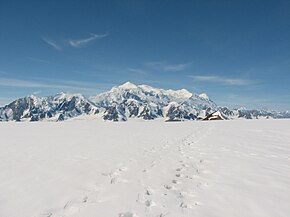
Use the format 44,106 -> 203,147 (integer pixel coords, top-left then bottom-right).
0,82 -> 289,122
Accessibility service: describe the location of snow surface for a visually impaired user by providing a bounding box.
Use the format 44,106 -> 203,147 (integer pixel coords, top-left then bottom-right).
0,119 -> 289,217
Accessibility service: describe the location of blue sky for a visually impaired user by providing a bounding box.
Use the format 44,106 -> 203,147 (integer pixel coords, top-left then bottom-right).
0,0 -> 289,110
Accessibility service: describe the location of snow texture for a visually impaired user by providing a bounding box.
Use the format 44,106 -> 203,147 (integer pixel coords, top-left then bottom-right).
0,119 -> 289,217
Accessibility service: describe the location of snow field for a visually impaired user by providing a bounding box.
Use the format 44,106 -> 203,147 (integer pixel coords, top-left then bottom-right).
0,119 -> 289,217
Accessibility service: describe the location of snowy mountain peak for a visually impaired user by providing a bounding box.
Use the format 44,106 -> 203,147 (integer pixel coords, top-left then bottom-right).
172,88 -> 193,98
53,92 -> 84,100
199,93 -> 209,101
27,94 -> 38,99
118,82 -> 138,89
111,83 -> 193,99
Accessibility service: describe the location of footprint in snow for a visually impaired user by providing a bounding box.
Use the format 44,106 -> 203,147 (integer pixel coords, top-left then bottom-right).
180,202 -> 201,209
172,179 -> 181,184
103,165 -> 128,177
118,212 -> 139,217
181,163 -> 189,168
101,170 -> 119,177
176,167 -> 185,172
111,177 -> 128,184
145,186 -> 154,195
184,175 -> 193,180
40,213 -> 53,217
82,196 -> 88,203
119,166 -> 128,172
145,199 -> 156,207
164,184 -> 173,190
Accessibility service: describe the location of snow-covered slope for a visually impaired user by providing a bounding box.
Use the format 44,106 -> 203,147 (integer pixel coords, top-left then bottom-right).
0,120 -> 289,217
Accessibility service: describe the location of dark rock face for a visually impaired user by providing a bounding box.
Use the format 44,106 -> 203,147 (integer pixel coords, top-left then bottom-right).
55,96 -> 99,119
6,97 -> 34,121
238,110 -> 253,119
218,107 -> 234,117
30,115 -> 39,122
103,104 -> 126,121
57,114 -> 65,121
103,106 -> 119,121
166,103 -> 197,121
101,99 -> 163,121
138,106 -> 157,120
203,111 -> 227,121
2,96 -> 53,121
126,101 -> 140,117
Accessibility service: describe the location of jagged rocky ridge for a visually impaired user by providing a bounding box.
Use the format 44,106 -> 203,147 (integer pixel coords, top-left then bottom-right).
0,82 -> 289,121
0,93 -> 99,122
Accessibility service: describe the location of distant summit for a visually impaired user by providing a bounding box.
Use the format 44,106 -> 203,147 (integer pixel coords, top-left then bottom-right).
117,81 -> 138,89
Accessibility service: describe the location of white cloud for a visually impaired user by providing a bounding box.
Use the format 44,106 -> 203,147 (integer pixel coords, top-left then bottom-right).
41,33 -> 108,50
32,90 -> 42,95
128,68 -> 148,75
163,63 -> 191,72
28,57 -> 50,64
0,78 -> 47,88
145,61 -> 190,72
144,61 -> 165,67
191,75 -> 252,86
41,37 -> 62,51
0,78 -> 97,92
68,33 -> 108,48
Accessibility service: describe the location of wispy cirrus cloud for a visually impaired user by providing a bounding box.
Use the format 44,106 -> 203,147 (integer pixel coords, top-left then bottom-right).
0,78 -> 49,88
41,37 -> 62,51
190,75 -> 253,86
0,77 -> 115,106
68,33 -> 108,48
27,57 -> 50,64
145,61 -> 191,72
32,90 -> 42,95
0,77 -> 98,92
41,33 -> 108,50
163,63 -> 191,72
128,68 -> 148,75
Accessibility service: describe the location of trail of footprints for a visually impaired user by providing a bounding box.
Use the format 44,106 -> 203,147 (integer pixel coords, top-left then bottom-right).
102,166 -> 129,184
135,131 -> 209,216
168,130 -> 211,211
40,165 -> 131,217
40,127 -> 212,217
